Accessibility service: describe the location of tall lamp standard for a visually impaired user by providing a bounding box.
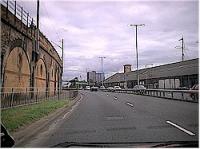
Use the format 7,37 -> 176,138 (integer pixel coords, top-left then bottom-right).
99,56 -> 106,87
130,24 -> 145,86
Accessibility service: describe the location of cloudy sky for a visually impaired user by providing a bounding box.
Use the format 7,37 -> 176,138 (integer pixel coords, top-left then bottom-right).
18,0 -> 198,81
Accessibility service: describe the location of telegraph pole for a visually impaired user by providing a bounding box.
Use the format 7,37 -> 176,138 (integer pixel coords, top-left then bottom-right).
179,36 -> 184,61
130,24 -> 145,86
99,57 -> 106,87
61,39 -> 64,91
36,0 -> 39,53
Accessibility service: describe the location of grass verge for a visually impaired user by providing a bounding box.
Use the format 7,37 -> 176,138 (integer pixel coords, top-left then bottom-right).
1,99 -> 70,132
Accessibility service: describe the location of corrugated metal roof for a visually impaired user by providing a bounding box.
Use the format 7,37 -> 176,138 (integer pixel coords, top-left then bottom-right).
104,58 -> 199,83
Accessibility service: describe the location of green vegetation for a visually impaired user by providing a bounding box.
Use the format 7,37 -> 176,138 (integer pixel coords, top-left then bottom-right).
1,99 -> 70,132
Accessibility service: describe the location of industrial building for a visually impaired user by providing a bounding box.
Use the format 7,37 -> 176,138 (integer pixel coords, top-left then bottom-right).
104,58 -> 199,89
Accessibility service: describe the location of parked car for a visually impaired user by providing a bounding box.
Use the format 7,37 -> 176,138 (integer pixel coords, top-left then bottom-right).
133,85 -> 146,94
100,86 -> 106,90
91,86 -> 98,91
85,86 -> 90,90
113,86 -> 121,91
107,87 -> 114,92
189,84 -> 198,101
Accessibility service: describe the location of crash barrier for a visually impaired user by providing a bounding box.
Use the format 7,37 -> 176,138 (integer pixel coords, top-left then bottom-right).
101,88 -> 199,103
1,87 -> 79,109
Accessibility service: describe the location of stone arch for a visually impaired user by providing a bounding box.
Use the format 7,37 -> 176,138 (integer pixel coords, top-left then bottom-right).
34,58 -> 47,93
3,47 -> 30,92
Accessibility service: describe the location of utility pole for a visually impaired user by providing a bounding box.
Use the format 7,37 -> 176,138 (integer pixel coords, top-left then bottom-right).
51,39 -> 64,94
36,0 -> 39,53
61,39 -> 64,92
99,57 -> 106,87
179,36 -> 184,61
32,0 -> 39,93
130,24 -> 145,86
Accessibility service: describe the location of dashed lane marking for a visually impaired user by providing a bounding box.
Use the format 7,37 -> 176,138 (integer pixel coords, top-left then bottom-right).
114,96 -> 118,100
126,102 -> 134,107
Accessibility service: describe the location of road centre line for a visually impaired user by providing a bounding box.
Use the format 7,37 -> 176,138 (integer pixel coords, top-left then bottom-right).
166,120 -> 195,136
126,102 -> 134,107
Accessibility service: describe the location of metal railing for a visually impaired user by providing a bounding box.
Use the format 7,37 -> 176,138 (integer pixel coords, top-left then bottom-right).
1,0 -> 36,27
100,88 -> 199,103
1,87 -> 79,109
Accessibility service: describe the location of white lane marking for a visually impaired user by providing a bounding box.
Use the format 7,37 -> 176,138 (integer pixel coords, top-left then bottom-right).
107,94 -> 109,96
126,102 -> 134,107
62,95 -> 83,120
166,120 -> 195,136
114,96 -> 118,100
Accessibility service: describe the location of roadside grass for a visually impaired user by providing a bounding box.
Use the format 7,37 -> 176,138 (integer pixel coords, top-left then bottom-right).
1,99 -> 71,132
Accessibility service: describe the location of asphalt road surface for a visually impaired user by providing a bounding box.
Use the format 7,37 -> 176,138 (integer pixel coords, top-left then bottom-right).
24,90 -> 198,147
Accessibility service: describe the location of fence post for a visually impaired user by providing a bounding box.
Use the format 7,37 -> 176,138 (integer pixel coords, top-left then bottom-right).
171,91 -> 173,99
36,88 -> 38,102
10,88 -> 14,107
14,0 -> 16,23
57,90 -> 59,100
21,6 -> 23,28
25,88 -> 27,104
26,13 -> 29,32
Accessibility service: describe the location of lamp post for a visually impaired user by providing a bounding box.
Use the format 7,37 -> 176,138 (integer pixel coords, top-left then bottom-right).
130,24 -> 145,86
99,56 -> 106,87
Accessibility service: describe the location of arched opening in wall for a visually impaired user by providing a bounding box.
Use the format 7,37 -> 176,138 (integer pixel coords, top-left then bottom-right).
3,47 -> 30,92
35,59 -> 46,98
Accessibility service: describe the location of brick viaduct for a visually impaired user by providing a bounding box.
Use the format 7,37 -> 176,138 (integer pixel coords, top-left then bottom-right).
1,2 -> 62,95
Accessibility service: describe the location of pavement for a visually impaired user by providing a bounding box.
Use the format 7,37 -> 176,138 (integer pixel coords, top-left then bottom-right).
20,90 -> 198,147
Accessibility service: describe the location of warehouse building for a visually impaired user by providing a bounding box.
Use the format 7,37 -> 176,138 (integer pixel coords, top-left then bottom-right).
104,58 -> 199,89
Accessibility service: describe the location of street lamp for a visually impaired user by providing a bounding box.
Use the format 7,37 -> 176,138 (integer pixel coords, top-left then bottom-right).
130,24 -> 145,86
99,57 -> 106,87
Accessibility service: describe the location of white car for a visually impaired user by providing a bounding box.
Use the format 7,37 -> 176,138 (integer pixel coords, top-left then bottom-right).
107,87 -> 114,91
100,86 -> 106,89
85,86 -> 90,90
133,85 -> 146,94
114,86 -> 121,90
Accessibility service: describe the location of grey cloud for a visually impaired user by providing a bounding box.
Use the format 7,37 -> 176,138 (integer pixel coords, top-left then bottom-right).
17,0 -> 198,81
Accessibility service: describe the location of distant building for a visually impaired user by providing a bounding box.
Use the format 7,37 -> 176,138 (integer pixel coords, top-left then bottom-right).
104,58 -> 199,89
87,71 -> 105,86
96,72 -> 105,86
124,64 -> 132,73
87,71 -> 96,86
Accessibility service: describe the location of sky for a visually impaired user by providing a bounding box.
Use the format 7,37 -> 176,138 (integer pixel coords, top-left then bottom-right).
17,0 -> 199,81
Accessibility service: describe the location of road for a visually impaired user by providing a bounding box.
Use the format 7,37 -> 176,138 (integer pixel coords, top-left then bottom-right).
24,90 -> 198,147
